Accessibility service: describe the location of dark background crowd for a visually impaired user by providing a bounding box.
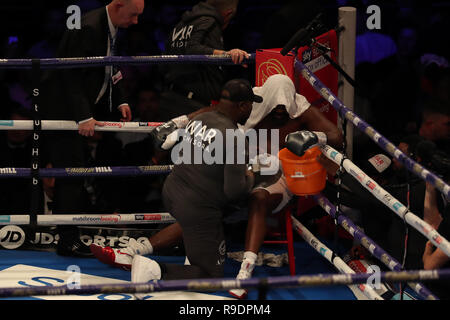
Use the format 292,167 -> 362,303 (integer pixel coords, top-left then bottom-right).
0,0 -> 449,260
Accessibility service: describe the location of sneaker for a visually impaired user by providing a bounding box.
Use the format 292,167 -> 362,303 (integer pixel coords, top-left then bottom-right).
229,261 -> 254,299
56,226 -> 92,257
131,255 -> 162,300
90,244 -> 133,271
90,238 -> 152,271
229,288 -> 248,299
57,238 -> 92,258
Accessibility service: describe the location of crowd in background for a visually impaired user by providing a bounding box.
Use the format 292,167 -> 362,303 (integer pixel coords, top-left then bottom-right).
0,0 -> 449,274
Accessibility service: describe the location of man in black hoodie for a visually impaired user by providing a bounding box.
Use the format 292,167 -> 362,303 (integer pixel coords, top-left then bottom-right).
159,0 -> 250,121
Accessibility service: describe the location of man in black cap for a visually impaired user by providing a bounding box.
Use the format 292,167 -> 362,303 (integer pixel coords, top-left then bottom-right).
128,79 -> 261,285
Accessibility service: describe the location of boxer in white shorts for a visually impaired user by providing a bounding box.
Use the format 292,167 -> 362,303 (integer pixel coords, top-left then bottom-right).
229,74 -> 343,298
253,171 -> 293,213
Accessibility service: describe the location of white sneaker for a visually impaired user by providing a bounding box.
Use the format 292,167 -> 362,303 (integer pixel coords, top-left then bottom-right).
131,255 -> 162,300
229,260 -> 254,299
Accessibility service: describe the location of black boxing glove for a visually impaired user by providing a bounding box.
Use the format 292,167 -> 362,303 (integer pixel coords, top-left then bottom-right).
151,115 -> 189,150
285,130 -> 327,156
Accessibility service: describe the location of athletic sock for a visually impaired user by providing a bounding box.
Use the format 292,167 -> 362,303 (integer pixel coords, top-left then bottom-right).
237,251 -> 257,279
243,251 -> 257,264
124,238 -> 154,256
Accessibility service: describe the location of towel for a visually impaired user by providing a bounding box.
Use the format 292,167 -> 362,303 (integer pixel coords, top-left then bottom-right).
227,251 -> 289,267
239,74 -> 311,132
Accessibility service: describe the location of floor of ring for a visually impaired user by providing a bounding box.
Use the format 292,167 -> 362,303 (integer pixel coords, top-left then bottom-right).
0,232 -> 394,300
0,237 -> 365,301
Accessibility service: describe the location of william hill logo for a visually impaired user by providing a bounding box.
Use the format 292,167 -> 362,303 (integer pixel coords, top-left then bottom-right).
0,168 -> 17,174
65,167 -> 112,174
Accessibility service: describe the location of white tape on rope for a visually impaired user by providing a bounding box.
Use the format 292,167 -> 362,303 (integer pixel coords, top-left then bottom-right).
37,213 -> 176,225
0,213 -> 175,226
0,120 -> 161,132
0,215 -> 30,225
291,215 -> 383,300
320,144 -> 450,258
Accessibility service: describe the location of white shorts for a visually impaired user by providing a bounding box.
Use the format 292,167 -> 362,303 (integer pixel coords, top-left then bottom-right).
252,173 -> 293,214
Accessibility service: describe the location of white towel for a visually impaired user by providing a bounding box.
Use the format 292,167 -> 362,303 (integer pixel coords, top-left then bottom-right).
239,74 -> 311,132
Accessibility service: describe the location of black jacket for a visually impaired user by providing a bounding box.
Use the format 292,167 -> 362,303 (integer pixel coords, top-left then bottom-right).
163,2 -> 226,104
40,7 -> 127,122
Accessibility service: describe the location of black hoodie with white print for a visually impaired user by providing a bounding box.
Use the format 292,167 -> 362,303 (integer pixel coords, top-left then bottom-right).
163,2 -> 226,104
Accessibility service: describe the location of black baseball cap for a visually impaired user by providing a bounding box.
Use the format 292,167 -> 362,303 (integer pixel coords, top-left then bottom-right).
220,79 -> 263,103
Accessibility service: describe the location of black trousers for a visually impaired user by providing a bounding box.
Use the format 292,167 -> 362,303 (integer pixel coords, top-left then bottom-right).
159,174 -> 226,280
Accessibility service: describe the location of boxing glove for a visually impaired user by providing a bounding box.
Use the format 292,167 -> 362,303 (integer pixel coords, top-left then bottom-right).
151,115 -> 189,150
285,130 -> 327,156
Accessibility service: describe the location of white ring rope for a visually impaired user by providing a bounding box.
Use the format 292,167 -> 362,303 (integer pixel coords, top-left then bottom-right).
0,213 -> 175,226
320,144 -> 450,258
0,120 -> 162,132
291,215 -> 383,300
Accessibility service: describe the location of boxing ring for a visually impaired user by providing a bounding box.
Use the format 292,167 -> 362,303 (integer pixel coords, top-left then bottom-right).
1,42 -> 450,301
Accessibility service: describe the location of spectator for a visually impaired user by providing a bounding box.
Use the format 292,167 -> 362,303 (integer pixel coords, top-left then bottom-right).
418,99 -> 450,154
152,4 -> 180,53
116,84 -> 161,148
261,0 -> 324,50
27,8 -> 66,59
422,184 -> 450,299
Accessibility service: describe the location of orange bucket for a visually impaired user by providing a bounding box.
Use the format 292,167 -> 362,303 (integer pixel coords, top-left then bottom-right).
278,146 -> 326,196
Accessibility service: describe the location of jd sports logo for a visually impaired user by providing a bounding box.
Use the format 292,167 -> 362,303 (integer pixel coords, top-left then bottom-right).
0,225 -> 25,249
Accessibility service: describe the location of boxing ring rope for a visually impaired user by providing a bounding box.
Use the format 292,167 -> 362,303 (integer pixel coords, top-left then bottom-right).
319,144 -> 450,258
313,193 -> 437,300
290,215 -> 383,300
0,213 -> 175,226
0,268 -> 448,298
0,54 -> 255,69
0,165 -> 172,178
295,59 -> 450,201
0,120 -> 163,132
